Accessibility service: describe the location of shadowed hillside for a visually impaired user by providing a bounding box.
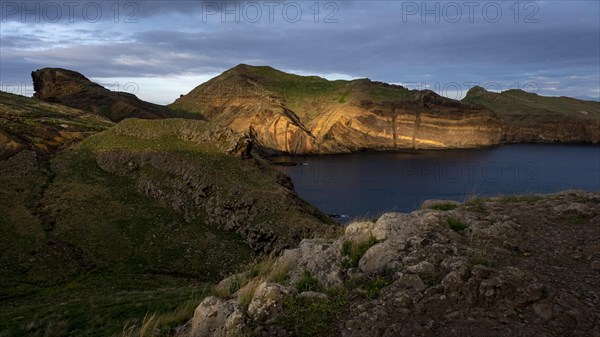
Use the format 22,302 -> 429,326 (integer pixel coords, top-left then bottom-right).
0,94 -> 335,336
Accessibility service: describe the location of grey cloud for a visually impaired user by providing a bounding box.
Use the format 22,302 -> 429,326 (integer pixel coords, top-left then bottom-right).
0,0 -> 272,23
1,1 -> 598,102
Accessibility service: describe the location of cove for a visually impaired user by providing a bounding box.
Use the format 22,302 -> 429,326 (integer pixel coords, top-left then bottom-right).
273,144 -> 600,220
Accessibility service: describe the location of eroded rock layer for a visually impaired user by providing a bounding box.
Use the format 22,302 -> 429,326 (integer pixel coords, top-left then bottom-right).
170,65 -> 504,154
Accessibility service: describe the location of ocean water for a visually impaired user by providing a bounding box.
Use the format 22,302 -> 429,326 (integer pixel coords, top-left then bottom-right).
273,144 -> 600,219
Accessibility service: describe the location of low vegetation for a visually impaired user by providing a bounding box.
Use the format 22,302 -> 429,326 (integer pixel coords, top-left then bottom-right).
278,286 -> 349,337
496,194 -> 543,204
447,218 -> 469,234
464,196 -> 487,213
340,236 -> 378,269
429,202 -> 458,211
361,276 -> 392,299
294,270 -> 323,293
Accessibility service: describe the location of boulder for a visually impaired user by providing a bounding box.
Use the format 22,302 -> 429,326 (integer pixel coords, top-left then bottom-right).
406,261 -> 436,275
247,282 -> 290,323
344,221 -> 380,242
190,297 -> 244,337
280,239 -> 343,286
358,241 -> 405,275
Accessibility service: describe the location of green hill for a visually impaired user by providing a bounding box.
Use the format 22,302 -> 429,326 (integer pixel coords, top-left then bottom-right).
0,111 -> 334,336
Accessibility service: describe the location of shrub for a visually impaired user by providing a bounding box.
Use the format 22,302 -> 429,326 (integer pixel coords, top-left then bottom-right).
447,218 -> 469,234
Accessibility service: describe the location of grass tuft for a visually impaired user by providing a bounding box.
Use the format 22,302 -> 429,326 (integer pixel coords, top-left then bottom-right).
362,276 -> 391,299
467,253 -> 494,278
294,270 -> 323,293
238,278 -> 261,310
464,196 -> 487,213
340,236 -> 378,269
447,218 -> 469,234
429,203 -> 458,211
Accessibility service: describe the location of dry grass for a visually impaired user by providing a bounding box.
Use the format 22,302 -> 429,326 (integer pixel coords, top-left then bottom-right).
238,278 -> 263,309
121,313 -> 158,337
215,255 -> 290,308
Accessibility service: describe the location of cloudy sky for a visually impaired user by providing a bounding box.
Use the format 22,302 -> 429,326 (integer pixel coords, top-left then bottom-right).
1,0 -> 599,104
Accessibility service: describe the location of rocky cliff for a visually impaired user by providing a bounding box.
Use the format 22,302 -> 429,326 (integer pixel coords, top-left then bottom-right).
32,68 -> 176,122
186,190 -> 600,337
463,86 -> 600,144
170,65 -> 504,154
30,66 -> 600,153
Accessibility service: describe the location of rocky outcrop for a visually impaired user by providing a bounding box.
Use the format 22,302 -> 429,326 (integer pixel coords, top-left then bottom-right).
188,190 -> 600,336
464,86 -> 600,144
32,68 -> 174,122
170,65 -> 504,154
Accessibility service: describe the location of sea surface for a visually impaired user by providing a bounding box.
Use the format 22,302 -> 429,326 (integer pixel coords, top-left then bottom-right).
273,144 -> 600,220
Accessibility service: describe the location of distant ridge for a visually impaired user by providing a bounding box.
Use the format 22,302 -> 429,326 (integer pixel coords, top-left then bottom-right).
463,86 -> 600,143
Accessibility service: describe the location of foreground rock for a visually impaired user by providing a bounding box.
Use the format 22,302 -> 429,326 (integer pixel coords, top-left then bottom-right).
188,190 -> 600,336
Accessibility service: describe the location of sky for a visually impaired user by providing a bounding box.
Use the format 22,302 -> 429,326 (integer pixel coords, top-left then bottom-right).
1,0 -> 599,104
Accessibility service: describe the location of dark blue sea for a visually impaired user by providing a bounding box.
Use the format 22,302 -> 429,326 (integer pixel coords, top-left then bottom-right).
273,144 -> 600,219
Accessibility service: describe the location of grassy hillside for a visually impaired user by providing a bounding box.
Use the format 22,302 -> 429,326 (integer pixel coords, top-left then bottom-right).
0,150 -> 253,336
0,117 -> 334,336
0,91 -> 113,159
